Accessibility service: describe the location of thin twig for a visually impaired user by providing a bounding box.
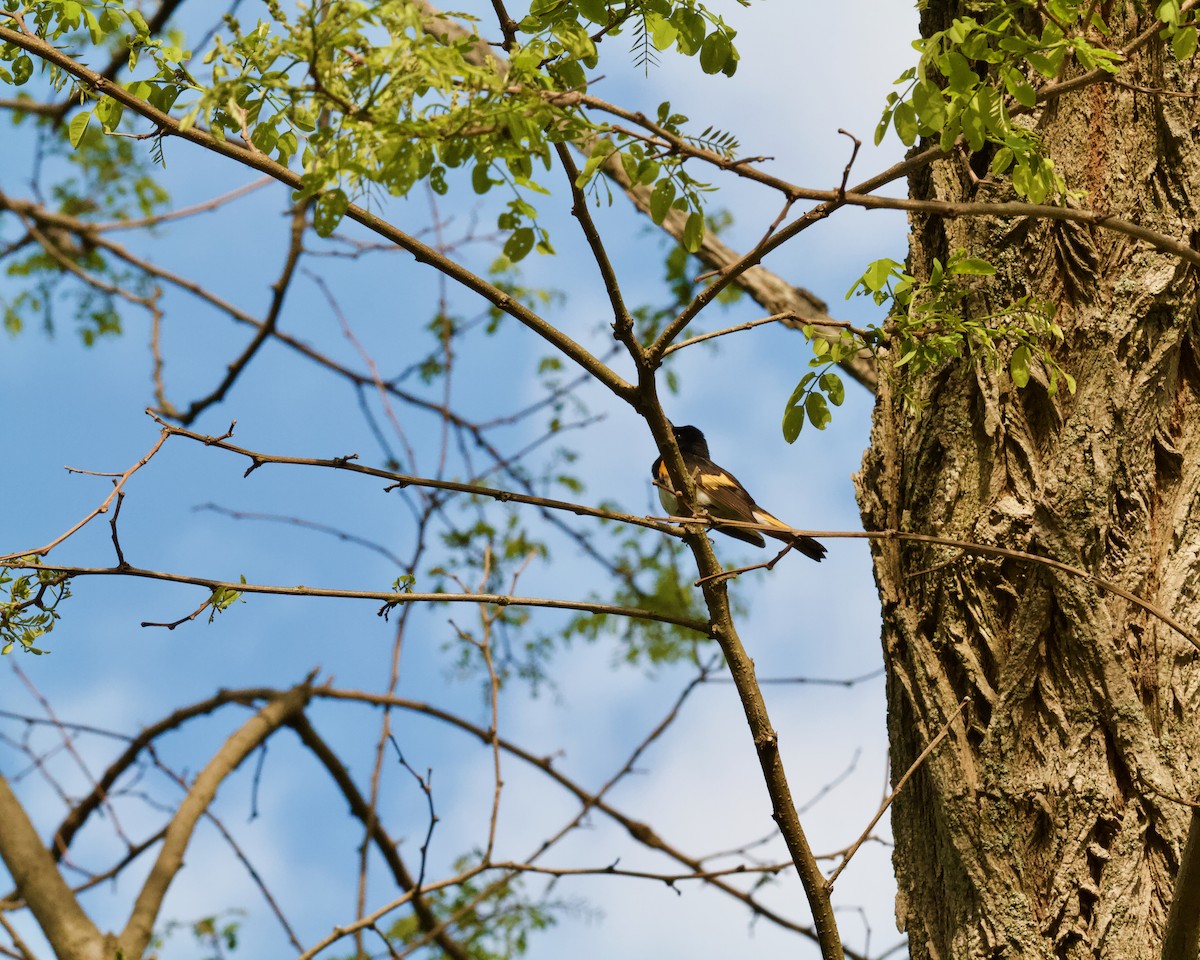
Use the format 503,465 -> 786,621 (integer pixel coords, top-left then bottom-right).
825,697 -> 969,888
0,428 -> 170,564
660,514 -> 1200,650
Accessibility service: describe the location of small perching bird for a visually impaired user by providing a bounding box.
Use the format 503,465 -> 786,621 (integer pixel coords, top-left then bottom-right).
651,424 -> 827,562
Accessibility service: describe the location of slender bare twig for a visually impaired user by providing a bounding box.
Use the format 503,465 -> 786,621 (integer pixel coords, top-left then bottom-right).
319,687 -> 848,953
662,313 -> 872,357
0,427 -> 169,563
10,664 -> 130,846
194,504 -> 408,567
0,558 -> 713,635
826,698 -> 969,888
169,201 -> 310,424
294,863 -> 491,960
155,415 -> 679,538
0,911 -> 37,960
836,128 -> 862,200
95,177 -> 273,232
659,514 -> 1200,650
288,715 -> 473,960
707,668 -> 885,687
553,142 -> 639,358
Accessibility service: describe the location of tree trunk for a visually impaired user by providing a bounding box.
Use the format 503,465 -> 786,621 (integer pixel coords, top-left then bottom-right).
856,4 -> 1200,957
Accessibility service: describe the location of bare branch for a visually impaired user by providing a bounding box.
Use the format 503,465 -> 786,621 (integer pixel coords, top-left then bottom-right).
2,558 -> 713,635
0,427 -> 170,564
0,774 -> 104,960
317,688 -> 850,952
288,714 -> 473,960
116,680 -> 314,958
168,201 -> 310,424
660,514 -> 1200,652
156,416 -> 679,539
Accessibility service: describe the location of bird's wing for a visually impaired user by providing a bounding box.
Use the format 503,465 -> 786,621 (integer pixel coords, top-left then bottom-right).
690,463 -> 768,547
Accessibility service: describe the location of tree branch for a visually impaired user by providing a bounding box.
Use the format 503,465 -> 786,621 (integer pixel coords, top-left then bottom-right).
317,687 -> 857,953
0,23 -> 635,403
116,679 -> 314,958
4,559 -> 712,635
287,714 -> 473,960
168,200 -> 310,424
0,775 -> 106,960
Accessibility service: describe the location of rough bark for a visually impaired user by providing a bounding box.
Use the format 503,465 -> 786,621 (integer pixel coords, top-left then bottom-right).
855,4 -> 1200,957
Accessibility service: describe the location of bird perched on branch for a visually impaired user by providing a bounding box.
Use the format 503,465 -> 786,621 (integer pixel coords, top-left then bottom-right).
651,424 -> 826,562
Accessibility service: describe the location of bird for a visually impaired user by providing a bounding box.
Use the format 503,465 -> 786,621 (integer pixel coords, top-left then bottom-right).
651,424 -> 826,562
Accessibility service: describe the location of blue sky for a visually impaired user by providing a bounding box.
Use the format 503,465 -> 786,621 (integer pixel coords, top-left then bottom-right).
1,2 -> 919,957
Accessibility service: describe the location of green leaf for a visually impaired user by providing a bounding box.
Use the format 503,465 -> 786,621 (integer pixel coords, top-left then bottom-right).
911,79 -> 947,132
1172,25 -> 1197,60
861,258 -> 901,293
682,211 -> 704,253
673,9 -> 706,55
576,0 -> 609,24
576,140 -> 613,186
819,372 -> 845,406
94,98 -> 124,132
1025,48 -> 1064,78
929,258 -> 944,287
782,404 -> 805,443
471,162 -> 492,195
938,50 -> 977,92
504,227 -> 535,263
127,8 -> 150,36
875,106 -> 893,146
646,12 -> 678,51
12,55 -> 33,86
1002,66 -> 1037,107
1009,344 -> 1031,387
100,7 -> 124,32
312,189 -> 349,238
83,7 -> 103,44
635,158 -> 660,186
990,146 -> 1015,175
649,178 -> 676,224
698,32 -> 732,75
68,110 -> 93,149
1158,0 -> 1183,27
960,99 -> 985,152
893,101 -> 918,146
805,392 -> 832,430
786,373 -> 816,406
949,257 -> 995,276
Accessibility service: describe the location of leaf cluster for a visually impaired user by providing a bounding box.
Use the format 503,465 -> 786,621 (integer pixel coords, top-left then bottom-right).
781,342 -> 851,444
848,250 -> 1075,405
0,560 -> 69,655
575,98 -> 731,255
876,1 -> 1199,203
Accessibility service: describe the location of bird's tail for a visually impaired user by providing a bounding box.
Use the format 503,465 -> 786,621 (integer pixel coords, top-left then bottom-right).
753,508 -> 827,562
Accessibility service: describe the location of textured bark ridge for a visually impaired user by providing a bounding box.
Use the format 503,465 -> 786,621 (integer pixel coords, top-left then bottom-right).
855,6 -> 1200,958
